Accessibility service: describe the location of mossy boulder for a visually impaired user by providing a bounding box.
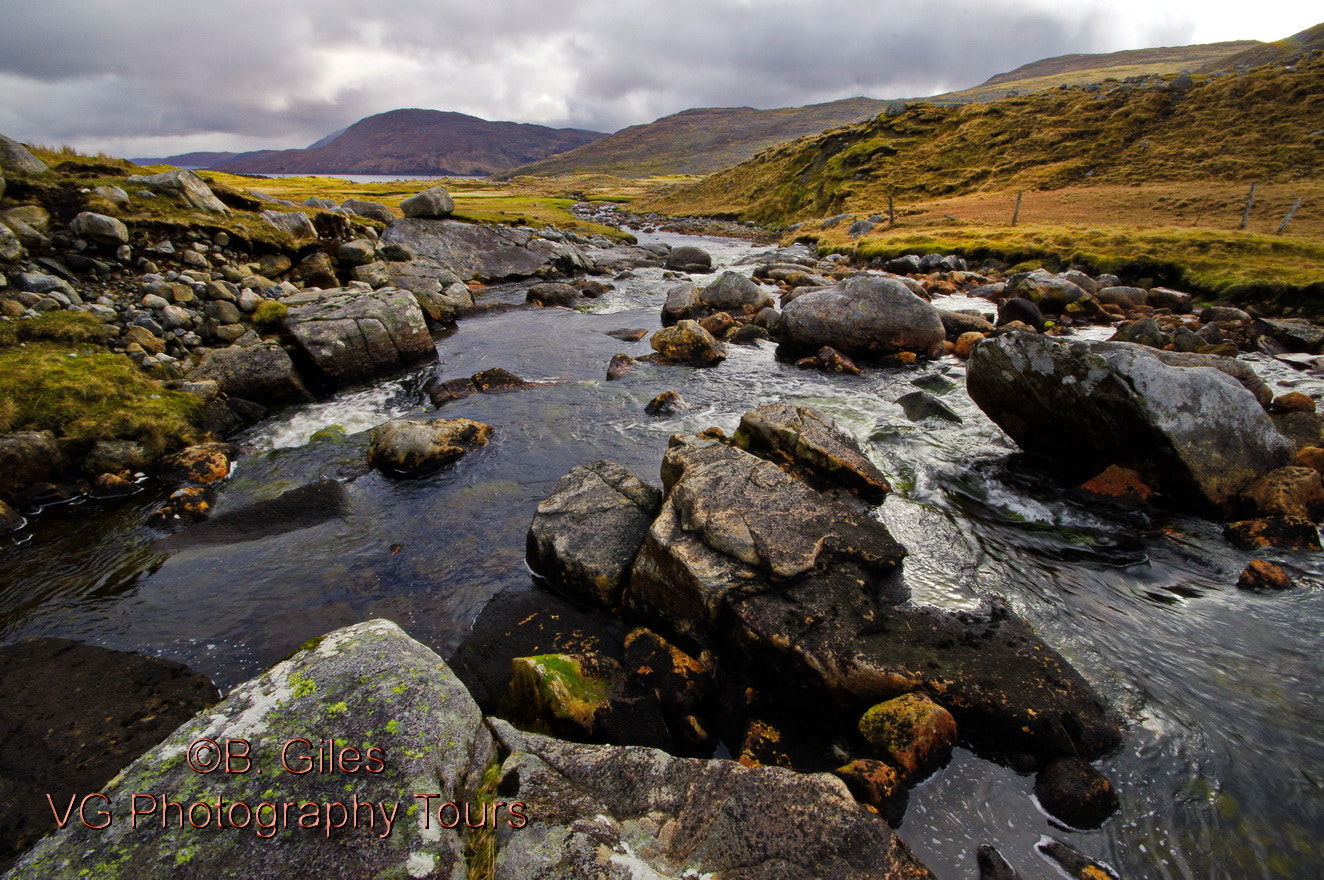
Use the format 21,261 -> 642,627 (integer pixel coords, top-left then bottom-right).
367,418 -> 492,476
859,692 -> 958,785
500,653 -> 619,740
155,442 -> 231,483
649,319 -> 726,366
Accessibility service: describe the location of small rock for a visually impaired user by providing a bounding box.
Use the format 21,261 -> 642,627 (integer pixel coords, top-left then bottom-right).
1077,464 -> 1154,508
977,845 -> 1025,880
1270,392 -> 1316,414
606,353 -> 637,380
649,320 -> 726,366
148,486 -> 216,523
1237,559 -> 1293,591
895,390 -> 962,423
1224,516 -> 1322,551
833,759 -> 908,825
367,418 -> 492,475
645,391 -> 688,416
155,443 -> 231,483
1036,839 -> 1121,880
605,327 -> 647,342
858,692 -> 958,785
1034,757 -> 1119,829
400,185 -> 454,218
954,331 -> 985,358
526,282 -> 580,306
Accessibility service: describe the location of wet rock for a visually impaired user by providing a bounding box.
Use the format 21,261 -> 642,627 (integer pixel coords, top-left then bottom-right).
154,442 -> 231,483
967,334 -> 1292,515
660,280 -> 700,325
426,376 -> 478,407
649,319 -> 726,366
954,331 -> 986,358
1097,286 -> 1149,309
413,280 -> 474,324
1036,839 -> 1121,880
858,692 -> 958,785
699,271 -> 773,313
367,418 -> 492,476
938,309 -> 995,339
664,244 -> 712,273
977,845 -> 1025,880
779,275 -> 945,359
605,327 -> 647,342
833,759 -> 908,825
645,390 -> 688,416
1240,466 -> 1324,518
1111,316 -> 1169,348
996,296 -> 1045,330
1034,757 -> 1119,829
0,432 -> 67,502
622,627 -> 714,720
1005,271 -> 1088,314
82,439 -> 152,476
1269,391 -> 1316,414
472,367 -> 532,393
1223,516 -> 1321,551
0,639 -> 218,869
284,287 -> 436,389
154,480 -> 350,547
605,353 -> 637,380
698,311 -> 737,337
1237,559 -> 1293,591
126,169 -> 227,213
895,390 -> 962,423
68,211 -> 129,246
1077,464 -> 1154,508
3,621 -> 492,880
729,323 -> 771,345
399,184 -> 455,218
526,281 -> 580,306
526,460 -> 661,608
189,343 -> 313,404
732,402 -> 890,502
488,718 -> 936,880
148,485 -> 216,523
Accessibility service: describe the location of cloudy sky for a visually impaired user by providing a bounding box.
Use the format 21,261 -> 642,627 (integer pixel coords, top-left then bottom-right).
0,1 -> 1317,158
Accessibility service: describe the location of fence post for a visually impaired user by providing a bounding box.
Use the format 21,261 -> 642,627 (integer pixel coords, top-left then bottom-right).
887,193 -> 895,226
1276,197 -> 1302,234
1011,191 -> 1023,226
1239,181 -> 1257,230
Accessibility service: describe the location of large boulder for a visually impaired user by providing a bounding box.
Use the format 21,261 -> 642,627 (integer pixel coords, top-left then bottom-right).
0,135 -> 48,176
779,275 -> 945,359
189,343 -> 313,404
260,210 -> 317,239
664,245 -> 712,273
488,718 -> 935,880
699,271 -> 774,313
967,333 -> 1292,515
1,621 -> 494,880
0,432 -> 67,502
732,402 -> 891,502
400,185 -> 455,218
660,281 -> 700,326
527,460 -> 662,608
341,198 -> 394,223
649,319 -> 726,366
284,287 -> 436,388
381,219 -> 569,282
0,639 -> 218,869
367,418 -> 492,475
68,212 -> 129,246
126,169 -> 227,213
1004,270 -> 1089,314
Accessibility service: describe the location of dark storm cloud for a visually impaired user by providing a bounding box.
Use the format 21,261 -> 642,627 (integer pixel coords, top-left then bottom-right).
0,0 -> 1192,155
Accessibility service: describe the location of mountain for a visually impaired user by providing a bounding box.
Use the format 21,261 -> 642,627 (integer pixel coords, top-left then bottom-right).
646,53 -> 1324,223
503,98 -> 894,178
507,41 -> 1257,179
133,150 -> 240,168
1202,22 -> 1324,71
145,109 -> 606,176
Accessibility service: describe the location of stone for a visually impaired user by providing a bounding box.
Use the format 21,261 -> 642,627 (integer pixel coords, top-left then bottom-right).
284,287 -> 436,389
1147,286 -> 1194,313
124,324 -> 165,355
663,244 -> 712,272
699,271 -> 773,313
997,297 -> 1046,330
1,621 -> 493,880
605,327 -> 648,342
779,275 -> 945,359
832,759 -> 908,825
1097,286 -> 1150,309
0,639 -> 217,868
1111,316 -> 1169,348
68,211 -> 129,245
967,334 -> 1292,515
147,486 -> 216,524
341,198 -> 394,222
1240,466 -> 1324,518
605,353 -> 637,380
815,345 -> 863,374
153,481 -> 350,548
0,135 -> 48,175
1004,270 -> 1088,314
1077,464 -> 1154,508
858,693 -> 958,785
189,344 -> 313,405
660,281 -> 700,325
1294,446 -> 1324,474
954,331 -> 985,358
526,460 -> 661,609
895,390 -> 962,424
82,440 -> 151,476
1200,305 -> 1251,323
0,224 -> 21,263
92,185 -> 130,208
1223,516 -> 1322,551
350,260 -> 392,288
649,319 -> 726,366
413,281 -> 474,324
260,210 -> 316,239
487,718 -> 936,880
977,845 -> 1025,880
1034,758 -> 1119,829
1036,839 -> 1121,880
336,238 -> 376,265
0,498 -> 24,531
526,281 -> 580,306
729,323 -> 770,345
1273,412 -> 1324,450
621,628 -> 714,720
126,169 -> 227,213
155,442 -> 231,483
698,311 -> 737,338
645,390 -> 688,416
400,185 -> 455,218
1237,559 -> 1293,591
732,402 -> 890,502
381,219 -> 563,282
939,309 -> 995,339
367,418 -> 492,475
1270,391 -> 1317,414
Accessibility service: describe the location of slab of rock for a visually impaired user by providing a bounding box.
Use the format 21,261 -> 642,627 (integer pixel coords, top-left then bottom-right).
967,333 -> 1292,515
341,198 -> 394,222
732,402 -> 890,502
527,460 -> 661,609
189,343 -> 313,404
284,287 -> 436,388
488,718 -> 936,880
381,219 -> 572,282
261,210 -> 316,239
367,418 -> 492,475
2,621 -> 494,880
126,169 -> 227,213
400,185 -> 455,218
779,275 -> 945,359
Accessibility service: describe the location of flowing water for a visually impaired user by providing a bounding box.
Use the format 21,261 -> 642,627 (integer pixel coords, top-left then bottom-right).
2,231 -> 1322,879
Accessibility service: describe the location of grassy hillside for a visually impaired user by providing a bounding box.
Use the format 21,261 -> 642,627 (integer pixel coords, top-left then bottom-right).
1203,22 -> 1324,71
504,98 -> 893,178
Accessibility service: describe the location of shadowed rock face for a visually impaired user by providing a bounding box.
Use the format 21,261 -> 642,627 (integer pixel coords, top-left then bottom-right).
967,332 -> 1292,515
732,402 -> 891,502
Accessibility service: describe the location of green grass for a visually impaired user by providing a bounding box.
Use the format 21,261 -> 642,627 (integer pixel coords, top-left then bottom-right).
0,315 -> 201,453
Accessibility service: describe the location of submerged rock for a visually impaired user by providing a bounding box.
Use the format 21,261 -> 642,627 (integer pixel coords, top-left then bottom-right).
967,333 -> 1292,515
154,480 -> 350,547
1034,757 -> 1119,829
779,275 -> 945,359
367,418 -> 492,475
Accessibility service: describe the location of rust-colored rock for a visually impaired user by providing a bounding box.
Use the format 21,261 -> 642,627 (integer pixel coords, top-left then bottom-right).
148,486 -> 215,523
1078,464 -> 1155,507
858,692 -> 958,785
1293,445 -> 1324,475
155,442 -> 231,483
1270,392 -> 1316,414
1224,516 -> 1322,551
1237,559 -> 1293,591
834,758 -> 908,825
954,331 -> 986,358
1240,466 -> 1324,519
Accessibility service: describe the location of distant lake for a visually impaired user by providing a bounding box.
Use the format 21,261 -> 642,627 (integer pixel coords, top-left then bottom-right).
194,171 -> 489,183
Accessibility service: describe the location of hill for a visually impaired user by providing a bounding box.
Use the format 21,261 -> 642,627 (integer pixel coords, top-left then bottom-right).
166,109 -> 606,176
503,97 -> 893,178
133,150 -> 240,168
1203,22 -> 1324,71
508,41 -> 1255,179
646,55 -> 1324,224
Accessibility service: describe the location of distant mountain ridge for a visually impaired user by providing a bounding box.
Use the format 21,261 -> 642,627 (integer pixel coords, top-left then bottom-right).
139,109 -> 605,176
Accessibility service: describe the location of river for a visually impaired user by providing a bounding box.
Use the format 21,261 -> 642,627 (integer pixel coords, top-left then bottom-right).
2,230 -> 1322,879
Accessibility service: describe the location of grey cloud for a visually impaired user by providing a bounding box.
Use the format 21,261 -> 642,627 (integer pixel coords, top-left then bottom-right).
0,0 -> 1194,156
